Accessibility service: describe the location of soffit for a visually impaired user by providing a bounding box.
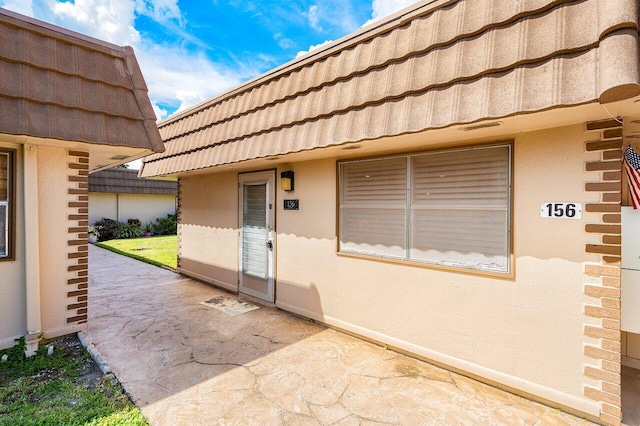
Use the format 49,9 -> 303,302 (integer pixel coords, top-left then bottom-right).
141,0 -> 640,177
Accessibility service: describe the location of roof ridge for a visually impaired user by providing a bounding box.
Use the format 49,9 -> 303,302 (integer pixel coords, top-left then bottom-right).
0,7 -> 127,55
156,0 -> 448,127
156,0 -> 577,129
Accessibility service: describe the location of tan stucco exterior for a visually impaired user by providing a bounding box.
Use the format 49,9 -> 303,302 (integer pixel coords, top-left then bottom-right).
0,141 -> 24,349
179,172 -> 238,291
38,147 -> 83,338
129,0 -> 640,421
88,192 -> 176,225
175,123 -> 611,416
0,143 -> 88,350
89,193 -> 117,224
0,6 -> 164,358
624,333 -> 640,366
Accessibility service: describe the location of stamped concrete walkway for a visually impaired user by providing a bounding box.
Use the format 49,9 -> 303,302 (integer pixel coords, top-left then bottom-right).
84,245 -> 592,425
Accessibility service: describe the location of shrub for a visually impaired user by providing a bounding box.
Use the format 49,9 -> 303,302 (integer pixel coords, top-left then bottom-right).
93,218 -> 119,242
154,213 -> 177,235
114,223 -> 142,239
127,218 -> 142,228
143,222 -> 154,233
0,336 -> 27,365
88,225 -> 99,239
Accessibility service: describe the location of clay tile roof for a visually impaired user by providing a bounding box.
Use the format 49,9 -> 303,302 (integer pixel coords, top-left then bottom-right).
89,168 -> 177,195
140,0 -> 640,177
0,8 -> 164,153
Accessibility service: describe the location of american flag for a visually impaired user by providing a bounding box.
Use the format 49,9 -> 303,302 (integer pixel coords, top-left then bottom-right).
624,144 -> 640,209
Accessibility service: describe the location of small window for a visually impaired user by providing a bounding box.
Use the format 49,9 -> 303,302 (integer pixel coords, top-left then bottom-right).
339,144 -> 511,274
0,149 -> 15,260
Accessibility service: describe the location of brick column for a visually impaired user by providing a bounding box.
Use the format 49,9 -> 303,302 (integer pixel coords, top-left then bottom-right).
583,119 -> 623,425
176,177 -> 182,270
66,151 -> 89,325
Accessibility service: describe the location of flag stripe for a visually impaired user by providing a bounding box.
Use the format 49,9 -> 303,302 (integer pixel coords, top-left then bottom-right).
624,145 -> 640,209
625,161 -> 640,208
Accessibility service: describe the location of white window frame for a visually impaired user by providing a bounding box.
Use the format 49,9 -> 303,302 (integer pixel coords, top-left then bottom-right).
338,144 -> 512,275
0,149 -> 14,261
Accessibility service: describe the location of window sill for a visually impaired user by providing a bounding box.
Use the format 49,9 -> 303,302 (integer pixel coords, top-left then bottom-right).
336,250 -> 515,280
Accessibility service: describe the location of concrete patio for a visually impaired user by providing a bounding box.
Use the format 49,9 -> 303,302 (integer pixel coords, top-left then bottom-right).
83,245 -> 594,425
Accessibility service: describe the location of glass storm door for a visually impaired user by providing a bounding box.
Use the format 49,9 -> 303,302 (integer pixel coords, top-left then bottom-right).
239,171 -> 275,302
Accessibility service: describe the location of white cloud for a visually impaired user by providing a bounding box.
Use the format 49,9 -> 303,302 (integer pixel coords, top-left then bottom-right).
151,101 -> 168,121
134,0 -> 182,23
295,39 -> 333,59
363,0 -> 419,27
0,0 -> 33,16
126,158 -> 142,169
274,32 -> 295,50
51,0 -> 141,46
175,91 -> 204,113
304,4 -> 322,31
296,0 -> 419,63
300,1 -> 359,34
0,0 -> 242,116
137,41 -> 240,114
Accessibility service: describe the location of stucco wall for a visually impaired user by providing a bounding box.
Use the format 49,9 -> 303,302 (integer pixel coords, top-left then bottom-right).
88,192 -> 176,225
624,332 -> 640,366
38,147 -> 83,339
0,142 -> 24,349
89,193 -> 117,224
0,144 -> 83,349
179,172 -> 238,291
177,124 -> 602,414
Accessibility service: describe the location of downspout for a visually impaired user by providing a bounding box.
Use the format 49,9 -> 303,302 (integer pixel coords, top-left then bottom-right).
23,145 -> 41,356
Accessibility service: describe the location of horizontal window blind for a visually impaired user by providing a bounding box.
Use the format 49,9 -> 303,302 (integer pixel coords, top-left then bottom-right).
0,153 -> 8,258
0,204 -> 5,257
242,183 -> 268,279
339,145 -> 511,273
340,157 -> 407,258
0,153 -> 7,201
411,146 -> 510,272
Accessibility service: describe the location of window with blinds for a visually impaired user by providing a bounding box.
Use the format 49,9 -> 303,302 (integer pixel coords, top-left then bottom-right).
339,145 -> 511,273
0,151 -> 12,259
242,183 -> 268,279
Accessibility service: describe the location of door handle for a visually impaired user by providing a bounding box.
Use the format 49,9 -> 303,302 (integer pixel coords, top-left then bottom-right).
266,240 -> 273,250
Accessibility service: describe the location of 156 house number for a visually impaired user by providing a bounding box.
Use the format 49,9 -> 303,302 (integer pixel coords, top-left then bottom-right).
540,202 -> 582,219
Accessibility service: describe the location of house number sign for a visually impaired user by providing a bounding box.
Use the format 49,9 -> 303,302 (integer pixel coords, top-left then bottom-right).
284,199 -> 299,210
540,202 -> 582,219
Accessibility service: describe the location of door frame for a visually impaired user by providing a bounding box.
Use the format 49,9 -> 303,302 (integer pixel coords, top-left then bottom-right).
238,170 -> 276,302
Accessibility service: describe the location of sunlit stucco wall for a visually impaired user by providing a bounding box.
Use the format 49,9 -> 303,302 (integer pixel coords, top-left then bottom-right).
88,192 -> 177,225
179,172 -> 239,292
0,144 -> 86,349
0,141 -> 24,349
177,123 -> 602,416
38,147 -> 86,339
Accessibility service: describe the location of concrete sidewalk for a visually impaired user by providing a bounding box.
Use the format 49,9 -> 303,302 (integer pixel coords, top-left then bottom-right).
83,245 -> 591,425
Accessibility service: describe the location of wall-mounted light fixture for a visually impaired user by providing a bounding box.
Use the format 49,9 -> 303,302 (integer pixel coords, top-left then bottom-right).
281,170 -> 294,191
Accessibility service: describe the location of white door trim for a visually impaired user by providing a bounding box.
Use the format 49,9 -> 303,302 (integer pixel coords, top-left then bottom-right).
238,171 -> 276,302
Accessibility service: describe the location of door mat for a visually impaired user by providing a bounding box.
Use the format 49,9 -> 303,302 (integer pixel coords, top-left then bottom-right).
200,296 -> 260,316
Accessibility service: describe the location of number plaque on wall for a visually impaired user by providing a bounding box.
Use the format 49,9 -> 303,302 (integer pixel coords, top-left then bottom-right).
284,199 -> 299,210
540,202 -> 582,219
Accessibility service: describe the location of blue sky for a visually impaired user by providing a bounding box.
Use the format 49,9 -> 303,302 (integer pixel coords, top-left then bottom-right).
1,0 -> 419,120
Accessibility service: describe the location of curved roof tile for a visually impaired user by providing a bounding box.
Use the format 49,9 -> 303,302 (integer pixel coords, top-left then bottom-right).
141,0 -> 640,177
0,8 -> 164,152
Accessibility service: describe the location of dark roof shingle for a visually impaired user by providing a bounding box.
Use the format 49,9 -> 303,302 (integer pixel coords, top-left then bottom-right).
89,169 -> 177,195
140,0 -> 640,177
0,8 -> 164,152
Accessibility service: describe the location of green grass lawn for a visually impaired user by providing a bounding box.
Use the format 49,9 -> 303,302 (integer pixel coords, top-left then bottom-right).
96,235 -> 177,269
0,335 -> 147,426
